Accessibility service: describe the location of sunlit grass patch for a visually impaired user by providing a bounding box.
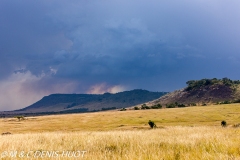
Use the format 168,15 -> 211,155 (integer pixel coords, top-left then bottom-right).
0,127 -> 240,159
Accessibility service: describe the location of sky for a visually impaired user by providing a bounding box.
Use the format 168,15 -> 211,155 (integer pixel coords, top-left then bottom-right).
1,0 -> 240,111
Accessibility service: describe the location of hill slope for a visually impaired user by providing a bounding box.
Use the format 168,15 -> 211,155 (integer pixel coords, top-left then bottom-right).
15,89 -> 167,113
147,78 -> 240,107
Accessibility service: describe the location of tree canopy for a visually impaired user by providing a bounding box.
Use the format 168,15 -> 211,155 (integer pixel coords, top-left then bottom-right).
186,78 -> 240,91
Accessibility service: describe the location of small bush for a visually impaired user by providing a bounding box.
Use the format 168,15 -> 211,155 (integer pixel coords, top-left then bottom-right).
166,103 -> 176,108
134,106 -> 140,110
119,108 -> 126,111
188,103 -> 197,106
220,101 -> 231,104
221,120 -> 227,127
148,120 -> 156,129
233,99 -> 240,103
177,104 -> 186,107
233,123 -> 240,128
141,104 -> 150,109
145,106 -> 151,109
151,104 -> 162,109
14,116 -> 25,121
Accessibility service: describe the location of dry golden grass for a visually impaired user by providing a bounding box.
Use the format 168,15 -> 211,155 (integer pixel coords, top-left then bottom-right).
1,103 -> 240,133
0,127 -> 240,160
1,104 -> 240,159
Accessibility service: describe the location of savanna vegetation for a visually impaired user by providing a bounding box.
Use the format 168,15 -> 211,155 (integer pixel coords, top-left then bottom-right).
1,126 -> 240,160
186,77 -> 240,91
1,104 -> 240,159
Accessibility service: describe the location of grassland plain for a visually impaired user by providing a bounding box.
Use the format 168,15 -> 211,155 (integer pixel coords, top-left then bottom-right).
0,104 -> 240,159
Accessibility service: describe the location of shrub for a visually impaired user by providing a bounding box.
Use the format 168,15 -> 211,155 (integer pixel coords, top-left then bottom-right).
119,108 -> 126,111
233,123 -> 240,128
177,104 -> 186,107
141,104 -> 150,109
134,106 -> 139,110
221,120 -> 227,127
14,116 -> 25,121
233,99 -> 240,103
148,120 -> 156,129
151,104 -> 162,109
166,103 -> 176,108
220,101 -> 231,104
189,103 -> 197,106
145,106 -> 151,109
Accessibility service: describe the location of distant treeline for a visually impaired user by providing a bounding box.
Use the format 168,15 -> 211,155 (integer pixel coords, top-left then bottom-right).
134,99 -> 240,111
134,102 -> 196,110
186,78 -> 240,91
0,108 -> 89,118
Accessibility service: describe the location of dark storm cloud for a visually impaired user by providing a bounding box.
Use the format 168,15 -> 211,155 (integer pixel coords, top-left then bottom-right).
1,0 -> 240,110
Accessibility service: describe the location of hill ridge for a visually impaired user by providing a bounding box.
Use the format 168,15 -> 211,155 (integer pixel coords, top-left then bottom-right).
146,78 -> 240,107
14,89 -> 167,114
